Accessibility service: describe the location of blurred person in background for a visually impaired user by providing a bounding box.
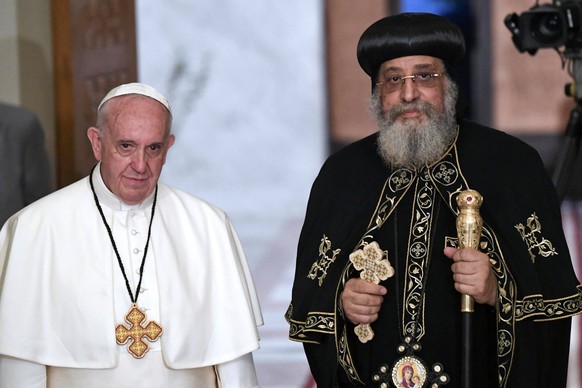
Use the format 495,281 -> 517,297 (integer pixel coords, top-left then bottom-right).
0,101 -> 53,226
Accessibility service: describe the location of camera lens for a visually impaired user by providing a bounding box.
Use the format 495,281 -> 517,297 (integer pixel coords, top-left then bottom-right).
530,12 -> 564,44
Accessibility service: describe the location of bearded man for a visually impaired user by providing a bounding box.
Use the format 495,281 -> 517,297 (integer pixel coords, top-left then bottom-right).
286,13 -> 582,387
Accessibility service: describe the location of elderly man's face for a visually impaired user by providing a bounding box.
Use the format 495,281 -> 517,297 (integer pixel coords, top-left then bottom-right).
87,95 -> 175,205
377,55 -> 447,121
371,55 -> 458,169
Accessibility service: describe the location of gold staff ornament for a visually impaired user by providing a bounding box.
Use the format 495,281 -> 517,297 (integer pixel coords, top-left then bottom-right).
455,189 -> 484,313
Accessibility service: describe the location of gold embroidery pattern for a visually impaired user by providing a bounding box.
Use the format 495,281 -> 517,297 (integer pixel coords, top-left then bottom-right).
338,328 -> 364,383
498,329 -> 512,384
515,288 -> 582,321
480,227 -> 514,388
374,194 -> 397,230
514,213 -> 558,263
402,169 -> 435,342
285,304 -> 335,341
305,313 -> 335,331
307,235 -> 341,286
389,168 -> 415,192
431,161 -> 458,186
372,169 -> 416,231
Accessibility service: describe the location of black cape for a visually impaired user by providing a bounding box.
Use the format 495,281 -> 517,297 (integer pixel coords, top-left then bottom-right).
286,120 -> 582,387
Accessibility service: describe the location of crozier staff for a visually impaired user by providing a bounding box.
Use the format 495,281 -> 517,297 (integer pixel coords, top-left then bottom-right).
456,189 -> 483,388
0,83 -> 263,387
286,12 -> 582,387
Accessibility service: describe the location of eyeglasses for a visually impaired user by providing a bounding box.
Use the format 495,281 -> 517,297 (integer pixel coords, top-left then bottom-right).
376,72 -> 445,93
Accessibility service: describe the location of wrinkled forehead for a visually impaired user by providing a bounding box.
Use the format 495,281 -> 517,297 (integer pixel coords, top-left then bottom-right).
98,95 -> 172,143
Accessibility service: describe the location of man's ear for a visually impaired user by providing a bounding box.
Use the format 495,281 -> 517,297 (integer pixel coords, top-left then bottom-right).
87,127 -> 103,161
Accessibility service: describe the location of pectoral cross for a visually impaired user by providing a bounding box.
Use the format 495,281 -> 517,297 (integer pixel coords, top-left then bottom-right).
349,241 -> 394,343
116,304 -> 163,358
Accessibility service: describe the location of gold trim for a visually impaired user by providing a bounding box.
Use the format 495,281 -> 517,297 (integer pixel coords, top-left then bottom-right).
515,287 -> 582,321
286,304 -> 335,341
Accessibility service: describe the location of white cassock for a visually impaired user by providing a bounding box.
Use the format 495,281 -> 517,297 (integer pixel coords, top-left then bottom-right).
0,166 -> 263,387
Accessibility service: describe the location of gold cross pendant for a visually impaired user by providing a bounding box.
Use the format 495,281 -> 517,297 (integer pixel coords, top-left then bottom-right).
115,304 -> 163,358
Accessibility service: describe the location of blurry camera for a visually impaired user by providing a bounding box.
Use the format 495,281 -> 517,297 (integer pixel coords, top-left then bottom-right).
505,0 -> 582,56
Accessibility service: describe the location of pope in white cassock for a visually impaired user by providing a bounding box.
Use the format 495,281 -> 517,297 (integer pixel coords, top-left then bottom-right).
0,83 -> 263,387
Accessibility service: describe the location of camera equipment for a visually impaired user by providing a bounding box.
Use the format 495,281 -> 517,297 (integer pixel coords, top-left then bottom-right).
506,1 -> 582,202
505,0 -> 582,56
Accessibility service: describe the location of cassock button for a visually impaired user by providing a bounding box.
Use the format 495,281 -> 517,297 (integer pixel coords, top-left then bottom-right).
133,248 -> 140,254
131,229 -> 138,235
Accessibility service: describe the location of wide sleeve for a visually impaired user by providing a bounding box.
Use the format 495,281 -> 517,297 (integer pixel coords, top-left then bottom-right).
224,216 -> 263,327
153,187 -> 263,368
286,137 -> 388,344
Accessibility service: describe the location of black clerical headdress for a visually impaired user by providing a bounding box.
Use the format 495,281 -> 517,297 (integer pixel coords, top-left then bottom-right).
357,13 -> 466,85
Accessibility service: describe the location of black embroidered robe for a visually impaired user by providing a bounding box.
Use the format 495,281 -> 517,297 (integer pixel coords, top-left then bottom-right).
286,120 -> 582,387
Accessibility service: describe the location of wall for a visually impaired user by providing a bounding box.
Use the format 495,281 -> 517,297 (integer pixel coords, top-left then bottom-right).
136,1 -> 326,386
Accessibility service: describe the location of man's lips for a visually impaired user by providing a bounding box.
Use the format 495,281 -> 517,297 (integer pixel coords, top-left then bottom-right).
398,109 -> 422,118
123,176 -> 150,185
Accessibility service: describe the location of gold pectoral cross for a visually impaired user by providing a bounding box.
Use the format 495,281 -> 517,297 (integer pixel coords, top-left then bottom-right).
115,304 -> 163,358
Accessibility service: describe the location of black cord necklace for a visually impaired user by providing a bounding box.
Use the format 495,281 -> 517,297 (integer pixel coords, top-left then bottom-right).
89,166 -> 163,358
89,167 -> 157,304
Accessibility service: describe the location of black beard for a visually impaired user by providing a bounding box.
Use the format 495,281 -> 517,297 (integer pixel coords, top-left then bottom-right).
371,83 -> 458,169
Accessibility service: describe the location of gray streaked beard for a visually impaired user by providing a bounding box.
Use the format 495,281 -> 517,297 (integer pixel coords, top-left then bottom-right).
371,79 -> 459,169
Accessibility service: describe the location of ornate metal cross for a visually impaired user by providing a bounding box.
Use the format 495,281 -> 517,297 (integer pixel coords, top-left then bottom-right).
349,241 -> 394,343
115,304 -> 163,358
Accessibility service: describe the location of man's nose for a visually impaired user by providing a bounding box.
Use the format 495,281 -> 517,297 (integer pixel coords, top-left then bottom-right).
131,150 -> 148,172
400,78 -> 420,102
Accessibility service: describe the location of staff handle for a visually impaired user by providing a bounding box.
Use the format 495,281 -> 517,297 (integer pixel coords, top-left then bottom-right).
456,189 -> 484,310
